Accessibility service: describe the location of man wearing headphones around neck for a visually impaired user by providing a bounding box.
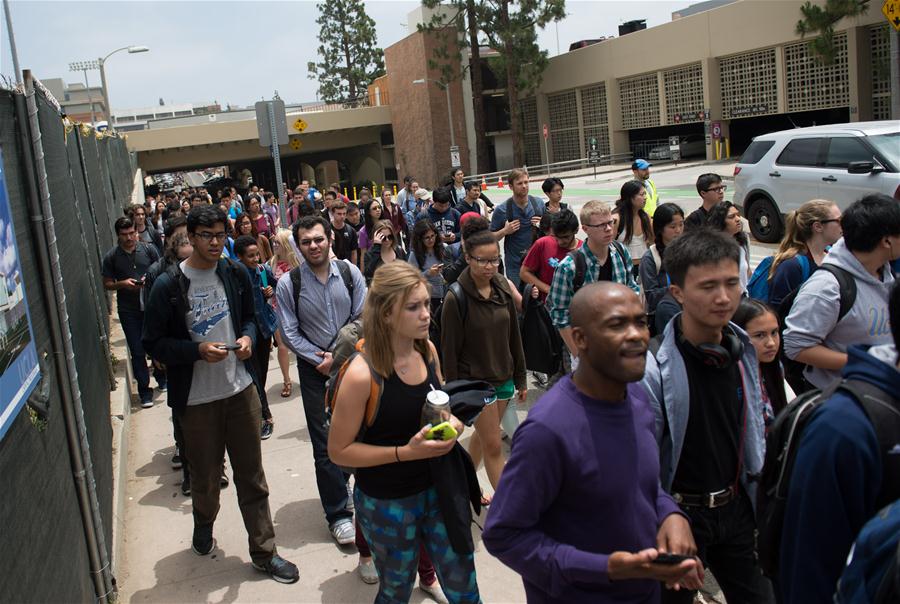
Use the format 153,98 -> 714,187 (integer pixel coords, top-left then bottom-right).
641,229 -> 775,604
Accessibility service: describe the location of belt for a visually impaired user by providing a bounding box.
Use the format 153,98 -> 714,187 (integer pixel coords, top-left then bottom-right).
672,486 -> 736,509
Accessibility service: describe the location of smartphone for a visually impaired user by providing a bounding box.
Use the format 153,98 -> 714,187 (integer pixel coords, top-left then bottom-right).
652,553 -> 691,565
424,421 -> 458,441
216,344 -> 242,351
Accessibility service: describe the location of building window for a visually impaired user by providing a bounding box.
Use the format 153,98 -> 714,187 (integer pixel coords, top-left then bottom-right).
618,73 -> 660,130
664,63 -> 704,123
136,114 -> 155,120
580,84 -> 610,155
548,90 -> 580,162
174,110 -> 193,117
784,32 -> 849,113
519,97 -> 542,167
719,48 -> 778,120
870,24 -> 891,121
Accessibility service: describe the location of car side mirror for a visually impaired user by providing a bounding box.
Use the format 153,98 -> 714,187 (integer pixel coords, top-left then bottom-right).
847,161 -> 875,174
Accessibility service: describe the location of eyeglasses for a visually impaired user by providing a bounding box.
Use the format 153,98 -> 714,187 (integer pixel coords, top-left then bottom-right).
470,256 -> 501,267
194,231 -> 227,242
584,220 -> 615,230
705,185 -> 728,193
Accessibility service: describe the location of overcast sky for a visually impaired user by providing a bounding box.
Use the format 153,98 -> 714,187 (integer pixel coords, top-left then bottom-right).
1,0 -> 697,112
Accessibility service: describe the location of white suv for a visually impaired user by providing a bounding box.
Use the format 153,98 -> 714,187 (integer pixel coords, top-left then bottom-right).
733,121 -> 900,243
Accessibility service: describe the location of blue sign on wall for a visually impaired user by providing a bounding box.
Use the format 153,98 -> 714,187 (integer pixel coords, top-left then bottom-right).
0,149 -> 41,441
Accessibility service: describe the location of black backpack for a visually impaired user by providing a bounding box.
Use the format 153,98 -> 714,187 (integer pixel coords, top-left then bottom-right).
569,241 -> 628,292
777,264 -> 856,395
520,284 -> 563,375
756,378 -> 900,580
289,260 -> 355,350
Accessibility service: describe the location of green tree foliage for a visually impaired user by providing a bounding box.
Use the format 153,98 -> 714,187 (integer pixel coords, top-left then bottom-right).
481,0 -> 565,167
795,0 -> 869,64
420,0 -> 564,169
310,0 -> 386,102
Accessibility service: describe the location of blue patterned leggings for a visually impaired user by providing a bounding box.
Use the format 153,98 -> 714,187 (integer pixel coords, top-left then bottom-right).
354,486 -> 481,604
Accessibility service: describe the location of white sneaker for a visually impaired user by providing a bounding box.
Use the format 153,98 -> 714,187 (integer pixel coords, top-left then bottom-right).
330,519 -> 355,545
357,558 -> 379,584
419,580 -> 449,604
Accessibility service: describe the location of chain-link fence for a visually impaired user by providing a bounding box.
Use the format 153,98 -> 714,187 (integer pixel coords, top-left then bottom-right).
0,77 -> 134,603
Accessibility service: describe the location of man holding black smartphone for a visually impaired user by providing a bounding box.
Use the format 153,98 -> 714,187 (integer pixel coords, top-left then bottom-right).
102,215 -> 161,408
484,282 -> 702,603
142,205 -> 298,584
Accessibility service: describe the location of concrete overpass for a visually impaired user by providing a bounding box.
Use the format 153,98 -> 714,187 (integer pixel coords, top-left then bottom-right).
125,104 -> 395,191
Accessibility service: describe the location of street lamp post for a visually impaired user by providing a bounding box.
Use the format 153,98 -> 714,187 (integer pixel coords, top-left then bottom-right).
412,78 -> 458,167
97,45 -> 149,126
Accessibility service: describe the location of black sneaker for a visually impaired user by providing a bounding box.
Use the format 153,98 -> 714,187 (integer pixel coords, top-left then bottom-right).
252,554 -> 299,584
191,525 -> 215,556
261,422 -> 274,440
181,478 -> 191,496
171,451 -> 182,470
219,473 -> 229,488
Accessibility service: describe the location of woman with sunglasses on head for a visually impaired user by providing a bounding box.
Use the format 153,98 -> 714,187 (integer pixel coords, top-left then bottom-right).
363,220 -> 406,285
767,199 -> 843,307
408,219 -> 447,315
380,188 -> 409,255
328,262 -> 478,604
441,230 -> 526,503
708,200 -> 751,294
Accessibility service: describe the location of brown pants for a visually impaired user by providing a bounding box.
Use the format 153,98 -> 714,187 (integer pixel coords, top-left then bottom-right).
180,384 -> 276,564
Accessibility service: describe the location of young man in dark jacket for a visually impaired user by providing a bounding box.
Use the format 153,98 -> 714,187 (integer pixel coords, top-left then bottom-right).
780,281 -> 900,603
142,205 -> 298,584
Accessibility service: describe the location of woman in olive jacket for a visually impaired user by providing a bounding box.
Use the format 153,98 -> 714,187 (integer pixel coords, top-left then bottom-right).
441,229 -> 527,501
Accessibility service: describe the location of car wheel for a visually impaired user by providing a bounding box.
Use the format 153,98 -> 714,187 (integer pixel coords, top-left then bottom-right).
747,196 -> 783,243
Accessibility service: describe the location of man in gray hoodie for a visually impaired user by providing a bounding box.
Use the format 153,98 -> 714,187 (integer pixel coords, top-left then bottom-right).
783,194 -> 900,390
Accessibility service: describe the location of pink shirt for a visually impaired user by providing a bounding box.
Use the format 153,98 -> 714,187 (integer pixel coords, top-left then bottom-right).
521,235 -> 582,300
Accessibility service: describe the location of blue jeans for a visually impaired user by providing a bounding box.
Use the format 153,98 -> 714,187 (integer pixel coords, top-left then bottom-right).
120,309 -> 152,399
296,356 -> 352,527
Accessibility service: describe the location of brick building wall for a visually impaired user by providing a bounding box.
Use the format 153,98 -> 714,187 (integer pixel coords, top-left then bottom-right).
385,29 -> 471,189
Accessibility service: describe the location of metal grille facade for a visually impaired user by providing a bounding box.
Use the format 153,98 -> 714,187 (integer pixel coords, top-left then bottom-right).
870,24 -> 891,121
720,48 -> 778,119
784,33 -> 850,112
519,97 -> 542,167
664,63 -> 705,123
548,90 -> 580,162
618,73 -> 660,129
580,84 -> 610,155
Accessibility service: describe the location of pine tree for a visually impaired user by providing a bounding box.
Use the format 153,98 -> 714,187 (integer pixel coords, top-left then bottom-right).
310,0 -> 385,103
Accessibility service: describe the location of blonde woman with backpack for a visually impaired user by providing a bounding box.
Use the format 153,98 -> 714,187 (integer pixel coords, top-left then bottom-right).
328,262 -> 479,604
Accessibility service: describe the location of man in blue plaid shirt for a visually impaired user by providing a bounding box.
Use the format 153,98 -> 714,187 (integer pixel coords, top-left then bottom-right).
548,200 -> 640,364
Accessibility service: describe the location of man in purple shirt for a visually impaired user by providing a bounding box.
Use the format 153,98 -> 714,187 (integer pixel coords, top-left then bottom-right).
483,282 -> 703,603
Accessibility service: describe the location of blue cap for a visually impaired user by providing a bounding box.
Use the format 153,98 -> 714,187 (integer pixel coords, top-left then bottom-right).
632,159 -> 651,170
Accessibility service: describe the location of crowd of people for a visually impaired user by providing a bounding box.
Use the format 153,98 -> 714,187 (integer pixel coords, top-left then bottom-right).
98,159 -> 900,603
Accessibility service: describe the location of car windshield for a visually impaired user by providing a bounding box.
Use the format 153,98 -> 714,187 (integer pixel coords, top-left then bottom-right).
868,132 -> 900,168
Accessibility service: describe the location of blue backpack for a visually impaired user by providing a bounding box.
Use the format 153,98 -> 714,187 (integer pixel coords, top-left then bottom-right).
748,254 -> 810,302
837,498 -> 900,603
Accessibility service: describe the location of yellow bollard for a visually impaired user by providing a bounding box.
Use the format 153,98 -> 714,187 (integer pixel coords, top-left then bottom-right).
715,141 -> 721,161
343,187 -> 348,199
725,138 -> 731,159
393,185 -> 397,196
353,186 -> 357,201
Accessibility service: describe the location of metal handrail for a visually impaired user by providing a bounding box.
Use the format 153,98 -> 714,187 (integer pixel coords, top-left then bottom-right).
465,152 -> 634,185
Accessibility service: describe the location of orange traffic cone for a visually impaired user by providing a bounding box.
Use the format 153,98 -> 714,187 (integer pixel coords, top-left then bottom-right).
481,176 -> 487,191
497,176 -> 504,189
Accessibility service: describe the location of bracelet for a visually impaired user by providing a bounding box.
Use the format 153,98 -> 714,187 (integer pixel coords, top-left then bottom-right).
395,446 -> 401,463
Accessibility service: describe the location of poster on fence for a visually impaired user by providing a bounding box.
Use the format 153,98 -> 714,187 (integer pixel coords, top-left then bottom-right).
0,149 -> 41,441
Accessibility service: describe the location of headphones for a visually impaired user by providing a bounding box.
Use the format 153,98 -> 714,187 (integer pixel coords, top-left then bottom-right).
678,324 -> 744,370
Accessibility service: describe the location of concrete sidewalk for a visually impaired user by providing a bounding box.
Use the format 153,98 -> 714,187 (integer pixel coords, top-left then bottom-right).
117,353 -> 527,603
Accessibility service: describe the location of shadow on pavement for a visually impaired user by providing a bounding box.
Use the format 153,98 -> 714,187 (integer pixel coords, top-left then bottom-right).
272,498 -> 348,549
128,549 -> 264,603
